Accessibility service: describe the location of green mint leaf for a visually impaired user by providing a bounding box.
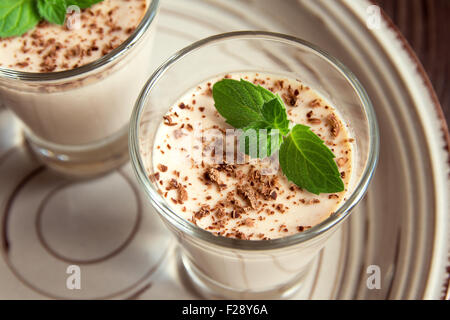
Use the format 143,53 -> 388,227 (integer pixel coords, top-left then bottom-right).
213,79 -> 290,158
37,0 -> 67,25
66,0 -> 103,9
0,0 -> 40,38
256,85 -> 276,101
212,77 -> 345,194
279,124 -> 344,195
256,84 -> 287,110
260,96 -> 290,135
237,97 -> 289,158
238,121 -> 283,158
212,78 -> 290,132
213,79 -> 264,128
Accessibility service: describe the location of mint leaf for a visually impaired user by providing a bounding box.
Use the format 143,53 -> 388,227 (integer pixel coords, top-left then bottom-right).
256,85 -> 276,101
212,79 -> 279,128
212,79 -> 290,132
279,124 -> 344,195
238,97 -> 288,158
66,0 -> 103,9
238,122 -> 283,158
212,78 -> 345,194
213,79 -> 264,128
260,96 -> 290,135
213,79 -> 290,158
0,0 -> 40,38
37,0 -> 67,25
0,0 -> 105,38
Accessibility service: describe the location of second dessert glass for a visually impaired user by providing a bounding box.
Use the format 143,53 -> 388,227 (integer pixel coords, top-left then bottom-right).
130,31 -> 379,299
0,0 -> 159,177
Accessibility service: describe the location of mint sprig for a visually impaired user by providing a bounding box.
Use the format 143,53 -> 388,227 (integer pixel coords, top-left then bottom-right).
212,79 -> 270,128
279,125 -> 344,194
0,0 -> 40,38
212,78 -> 345,195
213,79 -> 290,158
238,97 -> 289,158
260,96 -> 290,136
239,122 -> 283,159
37,0 -> 68,26
0,0 -> 104,38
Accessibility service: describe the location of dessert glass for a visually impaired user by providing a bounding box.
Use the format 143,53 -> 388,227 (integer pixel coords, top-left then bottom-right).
0,0 -> 159,177
130,31 -> 379,299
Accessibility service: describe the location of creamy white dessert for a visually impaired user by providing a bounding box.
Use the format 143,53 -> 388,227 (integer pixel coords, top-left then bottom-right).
0,0 -> 156,147
0,0 -> 147,72
150,72 -> 353,240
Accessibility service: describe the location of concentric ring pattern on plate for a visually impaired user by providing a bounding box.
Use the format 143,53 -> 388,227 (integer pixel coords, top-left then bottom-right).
0,0 -> 448,299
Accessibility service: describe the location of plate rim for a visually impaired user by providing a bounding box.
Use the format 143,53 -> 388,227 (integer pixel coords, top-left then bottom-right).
348,0 -> 450,299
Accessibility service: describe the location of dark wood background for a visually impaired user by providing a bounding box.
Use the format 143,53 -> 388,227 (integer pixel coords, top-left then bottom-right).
375,0 -> 450,126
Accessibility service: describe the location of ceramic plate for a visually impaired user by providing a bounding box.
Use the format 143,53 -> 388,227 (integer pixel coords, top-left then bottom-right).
0,0 -> 448,299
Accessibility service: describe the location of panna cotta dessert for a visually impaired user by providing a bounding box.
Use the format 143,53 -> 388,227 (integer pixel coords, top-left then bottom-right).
131,33 -> 377,299
149,72 -> 353,240
0,0 -> 158,176
0,0 -> 148,72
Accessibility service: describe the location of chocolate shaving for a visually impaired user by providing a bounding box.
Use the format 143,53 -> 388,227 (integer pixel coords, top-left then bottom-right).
237,184 -> 258,209
163,115 -> 177,126
178,185 -> 188,203
215,208 -> 225,219
327,114 -> 340,137
194,206 -> 210,220
281,85 -> 298,107
157,164 -> 168,172
166,178 -> 188,203
230,209 -> 241,219
309,99 -> 321,108
204,167 -> 227,191
307,118 -> 321,124
235,231 -> 247,240
275,204 -> 286,213
269,190 -> 277,200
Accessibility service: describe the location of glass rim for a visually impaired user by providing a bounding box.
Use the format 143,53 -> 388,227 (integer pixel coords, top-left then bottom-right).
0,0 -> 159,82
129,31 -> 380,251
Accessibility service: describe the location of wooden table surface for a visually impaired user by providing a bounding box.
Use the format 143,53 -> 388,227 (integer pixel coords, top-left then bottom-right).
375,0 -> 450,126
